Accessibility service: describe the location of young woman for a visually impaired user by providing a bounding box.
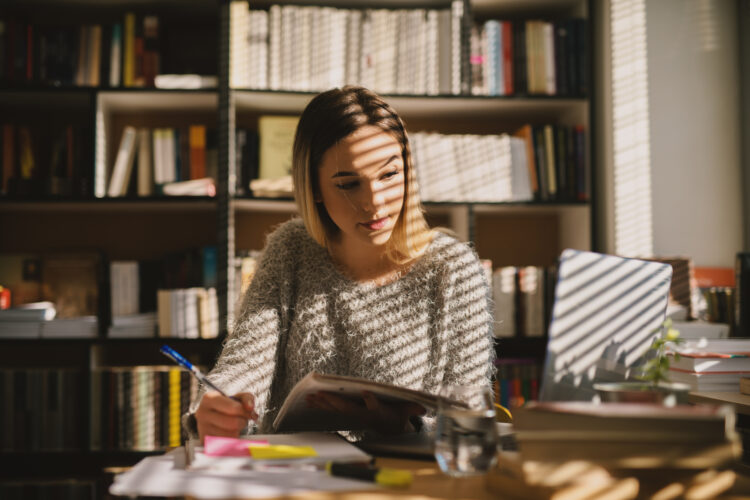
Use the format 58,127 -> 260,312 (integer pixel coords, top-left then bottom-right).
185,86 -> 494,442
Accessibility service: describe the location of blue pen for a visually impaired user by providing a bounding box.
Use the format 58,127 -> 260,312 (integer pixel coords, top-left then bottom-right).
160,344 -> 233,398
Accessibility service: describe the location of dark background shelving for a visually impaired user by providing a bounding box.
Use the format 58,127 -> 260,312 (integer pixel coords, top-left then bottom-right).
0,0 -> 591,495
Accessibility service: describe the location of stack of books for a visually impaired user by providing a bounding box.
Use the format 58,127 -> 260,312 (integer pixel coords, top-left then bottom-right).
41,316 -> 98,338
513,401 -> 740,470
0,301 -> 56,339
667,339 -> 750,392
108,312 -> 157,338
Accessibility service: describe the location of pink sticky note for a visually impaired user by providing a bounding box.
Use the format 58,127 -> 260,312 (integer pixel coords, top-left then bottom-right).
204,435 -> 269,456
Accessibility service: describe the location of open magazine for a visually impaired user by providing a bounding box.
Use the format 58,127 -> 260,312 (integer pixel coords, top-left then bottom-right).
272,372 -> 461,432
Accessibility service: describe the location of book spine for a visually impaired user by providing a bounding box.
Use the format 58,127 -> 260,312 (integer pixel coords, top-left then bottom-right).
169,367 -> 181,448
123,13 -> 136,87
2,125 -> 14,195
107,126 -> 137,197
736,253 -> 750,336
189,125 -> 207,180
230,1 -> 250,89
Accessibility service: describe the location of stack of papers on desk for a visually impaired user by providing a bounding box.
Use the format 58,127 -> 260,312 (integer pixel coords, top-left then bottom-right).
110,432 -> 378,499
190,432 -> 372,470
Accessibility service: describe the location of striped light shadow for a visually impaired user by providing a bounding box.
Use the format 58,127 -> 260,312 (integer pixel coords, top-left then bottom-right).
550,260 -> 667,352
410,132 -> 515,203
539,249 -> 672,401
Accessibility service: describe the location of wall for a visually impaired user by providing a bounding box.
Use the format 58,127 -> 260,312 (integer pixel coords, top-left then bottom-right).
646,0 -> 741,267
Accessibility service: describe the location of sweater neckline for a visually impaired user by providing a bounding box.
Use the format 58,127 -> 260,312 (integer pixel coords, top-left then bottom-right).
317,232 -> 443,290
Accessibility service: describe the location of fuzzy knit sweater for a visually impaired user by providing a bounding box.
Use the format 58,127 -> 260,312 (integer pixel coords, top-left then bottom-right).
185,218 -> 494,437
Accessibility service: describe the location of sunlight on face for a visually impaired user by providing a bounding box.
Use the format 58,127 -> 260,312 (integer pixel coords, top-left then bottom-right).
317,125 -> 406,250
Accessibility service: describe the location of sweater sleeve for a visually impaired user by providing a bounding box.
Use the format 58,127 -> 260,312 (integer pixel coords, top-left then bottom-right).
182,223 -> 296,438
441,242 -> 495,391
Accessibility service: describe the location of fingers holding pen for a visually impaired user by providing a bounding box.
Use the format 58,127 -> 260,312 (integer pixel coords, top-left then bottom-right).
233,392 -> 259,421
196,391 -> 258,442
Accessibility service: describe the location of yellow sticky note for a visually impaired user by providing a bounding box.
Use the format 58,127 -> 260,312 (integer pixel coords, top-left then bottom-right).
248,444 -> 318,460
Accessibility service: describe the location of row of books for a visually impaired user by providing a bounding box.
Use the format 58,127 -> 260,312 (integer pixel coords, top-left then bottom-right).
470,18 -> 587,97
99,125 -> 217,199
238,114 -> 586,203
493,358 -> 541,409
0,248 -> 218,338
0,369 -> 85,452
702,286 -> 734,327
0,13 -> 159,87
492,265 -> 557,338
230,1 -> 466,95
156,287 -> 219,339
89,366 -> 196,451
230,2 -> 587,97
0,295 -> 217,339
111,251 -> 219,338
1,123 -> 92,198
412,132 -> 531,203
411,124 -> 586,203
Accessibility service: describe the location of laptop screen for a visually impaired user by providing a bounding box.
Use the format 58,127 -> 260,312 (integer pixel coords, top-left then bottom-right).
538,249 -> 673,402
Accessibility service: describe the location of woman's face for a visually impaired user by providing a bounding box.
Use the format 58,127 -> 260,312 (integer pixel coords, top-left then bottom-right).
317,125 -> 406,249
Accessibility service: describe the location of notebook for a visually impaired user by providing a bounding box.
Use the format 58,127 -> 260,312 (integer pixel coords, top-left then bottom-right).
538,249 -> 673,402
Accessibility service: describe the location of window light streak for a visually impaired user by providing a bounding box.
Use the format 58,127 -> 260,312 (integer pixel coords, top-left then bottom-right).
611,0 -> 654,258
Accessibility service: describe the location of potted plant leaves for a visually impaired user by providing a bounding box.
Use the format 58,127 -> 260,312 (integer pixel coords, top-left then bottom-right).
593,318 -> 692,406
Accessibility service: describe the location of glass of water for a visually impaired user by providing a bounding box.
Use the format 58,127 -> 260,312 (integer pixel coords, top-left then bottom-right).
434,384 -> 498,477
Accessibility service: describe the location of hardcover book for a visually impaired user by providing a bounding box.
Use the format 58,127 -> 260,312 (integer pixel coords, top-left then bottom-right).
514,401 -> 740,469
258,116 -> 299,180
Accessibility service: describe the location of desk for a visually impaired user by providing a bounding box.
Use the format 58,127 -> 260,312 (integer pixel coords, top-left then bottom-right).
689,392 -> 750,415
110,450 -> 750,500
110,448 -> 498,499
242,458 -> 497,500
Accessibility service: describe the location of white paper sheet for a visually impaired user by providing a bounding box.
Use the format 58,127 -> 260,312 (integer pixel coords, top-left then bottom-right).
110,432 -> 378,499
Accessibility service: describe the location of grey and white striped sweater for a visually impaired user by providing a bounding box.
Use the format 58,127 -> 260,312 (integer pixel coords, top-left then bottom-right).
186,218 -> 494,437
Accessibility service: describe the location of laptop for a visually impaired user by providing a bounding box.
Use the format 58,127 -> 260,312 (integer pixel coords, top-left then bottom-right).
538,249 -> 673,402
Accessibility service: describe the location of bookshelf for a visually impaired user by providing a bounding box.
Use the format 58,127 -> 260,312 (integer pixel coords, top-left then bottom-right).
0,0 -> 594,495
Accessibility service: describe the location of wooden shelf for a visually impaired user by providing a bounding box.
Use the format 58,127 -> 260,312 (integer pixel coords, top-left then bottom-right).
0,199 -> 216,213
97,90 -> 217,113
472,0 -> 587,17
234,89 -> 588,121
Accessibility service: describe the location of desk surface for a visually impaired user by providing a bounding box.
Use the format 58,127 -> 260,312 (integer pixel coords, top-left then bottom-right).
112,449 -> 498,500
689,392 -> 750,415
198,457 -> 497,500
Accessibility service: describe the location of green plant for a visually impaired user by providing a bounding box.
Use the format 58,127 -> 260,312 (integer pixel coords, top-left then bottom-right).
637,318 -> 684,386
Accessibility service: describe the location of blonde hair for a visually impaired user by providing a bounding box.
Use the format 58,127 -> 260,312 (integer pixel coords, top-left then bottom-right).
292,86 -> 433,263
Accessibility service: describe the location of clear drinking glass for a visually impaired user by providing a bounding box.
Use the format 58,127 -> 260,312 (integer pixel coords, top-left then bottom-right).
434,385 -> 498,476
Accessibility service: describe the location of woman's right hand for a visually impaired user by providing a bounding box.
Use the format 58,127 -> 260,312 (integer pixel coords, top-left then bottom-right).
195,391 -> 258,443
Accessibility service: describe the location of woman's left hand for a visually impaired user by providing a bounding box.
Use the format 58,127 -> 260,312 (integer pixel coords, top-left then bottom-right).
305,390 -> 426,434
